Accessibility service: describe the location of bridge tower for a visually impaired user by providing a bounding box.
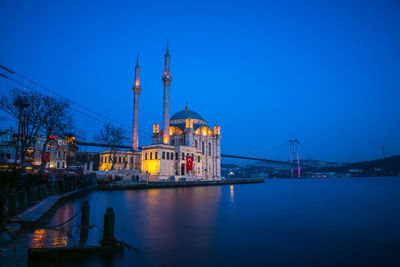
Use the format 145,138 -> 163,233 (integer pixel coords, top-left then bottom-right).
132,53 -> 141,151
289,139 -> 301,178
162,41 -> 172,144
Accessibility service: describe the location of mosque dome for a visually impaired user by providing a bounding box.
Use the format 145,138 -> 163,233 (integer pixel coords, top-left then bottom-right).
170,109 -> 204,121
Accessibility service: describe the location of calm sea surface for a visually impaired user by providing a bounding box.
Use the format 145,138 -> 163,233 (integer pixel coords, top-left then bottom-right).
29,177 -> 400,266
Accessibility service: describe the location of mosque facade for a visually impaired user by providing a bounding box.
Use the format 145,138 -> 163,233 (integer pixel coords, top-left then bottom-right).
99,43 -> 221,181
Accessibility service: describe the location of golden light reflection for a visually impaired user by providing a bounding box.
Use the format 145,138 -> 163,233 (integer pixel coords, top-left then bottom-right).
51,232 -> 68,247
230,185 -> 234,203
32,229 -> 47,248
32,228 -> 69,248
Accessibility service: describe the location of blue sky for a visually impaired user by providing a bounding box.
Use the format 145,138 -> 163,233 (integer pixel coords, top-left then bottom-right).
1,0 -> 399,162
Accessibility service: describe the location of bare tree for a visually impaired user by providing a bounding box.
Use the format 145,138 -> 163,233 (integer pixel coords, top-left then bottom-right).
0,88 -> 74,172
0,89 -> 44,169
38,95 -> 73,173
94,124 -> 127,171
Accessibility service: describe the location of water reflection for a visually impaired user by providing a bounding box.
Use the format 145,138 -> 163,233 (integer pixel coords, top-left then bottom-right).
26,178 -> 400,266
230,185 -> 234,203
31,228 -> 69,248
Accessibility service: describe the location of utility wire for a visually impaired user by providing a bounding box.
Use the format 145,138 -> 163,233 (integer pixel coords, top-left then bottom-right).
0,68 -> 152,142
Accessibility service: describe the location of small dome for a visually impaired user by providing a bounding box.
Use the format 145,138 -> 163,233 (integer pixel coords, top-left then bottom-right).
170,109 -> 204,121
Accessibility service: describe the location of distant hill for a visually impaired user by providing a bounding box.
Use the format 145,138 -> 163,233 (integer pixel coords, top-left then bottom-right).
320,155 -> 400,176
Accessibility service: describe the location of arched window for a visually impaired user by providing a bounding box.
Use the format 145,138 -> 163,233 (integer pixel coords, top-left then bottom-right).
56,161 -> 60,169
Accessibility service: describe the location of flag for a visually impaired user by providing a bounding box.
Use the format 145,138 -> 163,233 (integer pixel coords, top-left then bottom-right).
45,152 -> 50,162
186,155 -> 193,171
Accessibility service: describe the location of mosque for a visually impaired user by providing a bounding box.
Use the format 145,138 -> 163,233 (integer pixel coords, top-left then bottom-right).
99,43 -> 221,181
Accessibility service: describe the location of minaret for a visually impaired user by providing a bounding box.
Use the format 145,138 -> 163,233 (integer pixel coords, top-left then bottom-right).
132,53 -> 141,150
162,41 -> 172,144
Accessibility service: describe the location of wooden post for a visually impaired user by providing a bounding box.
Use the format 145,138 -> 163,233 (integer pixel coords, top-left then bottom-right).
8,190 -> 17,216
101,207 -> 115,246
19,188 -> 27,210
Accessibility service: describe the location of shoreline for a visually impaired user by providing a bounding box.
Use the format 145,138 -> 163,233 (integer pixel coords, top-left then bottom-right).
98,179 -> 264,191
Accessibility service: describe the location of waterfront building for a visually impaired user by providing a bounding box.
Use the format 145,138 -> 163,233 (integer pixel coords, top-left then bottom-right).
0,129 -> 77,171
32,135 -> 77,170
99,42 -> 221,181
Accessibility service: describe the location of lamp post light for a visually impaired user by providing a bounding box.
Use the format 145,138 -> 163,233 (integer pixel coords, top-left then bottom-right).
13,95 -> 30,169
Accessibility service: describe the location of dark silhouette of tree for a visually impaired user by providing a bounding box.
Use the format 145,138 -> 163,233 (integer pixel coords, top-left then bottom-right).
0,88 -> 74,172
38,95 -> 73,173
0,89 -> 44,169
94,124 -> 127,171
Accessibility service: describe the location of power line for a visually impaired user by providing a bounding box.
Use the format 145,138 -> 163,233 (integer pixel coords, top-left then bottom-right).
0,65 -> 152,141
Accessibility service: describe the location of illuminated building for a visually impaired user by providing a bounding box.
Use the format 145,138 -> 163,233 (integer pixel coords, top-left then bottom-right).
32,135 -> 77,169
141,42 -> 221,181
99,42 -> 221,181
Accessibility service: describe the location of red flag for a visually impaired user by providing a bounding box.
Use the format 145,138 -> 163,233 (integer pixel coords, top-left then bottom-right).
186,156 -> 193,171
45,152 -> 50,162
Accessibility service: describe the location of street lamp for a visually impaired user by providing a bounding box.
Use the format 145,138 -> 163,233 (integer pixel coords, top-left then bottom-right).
13,95 -> 30,169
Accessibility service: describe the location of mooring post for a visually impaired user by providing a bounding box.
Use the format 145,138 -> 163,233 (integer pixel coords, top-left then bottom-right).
8,190 -> 17,216
101,207 -> 115,246
81,201 -> 90,228
27,187 -> 33,206
43,184 -> 48,199
19,188 -> 27,210
79,200 -> 90,247
48,183 -> 54,196
37,185 -> 43,200
55,182 -> 59,194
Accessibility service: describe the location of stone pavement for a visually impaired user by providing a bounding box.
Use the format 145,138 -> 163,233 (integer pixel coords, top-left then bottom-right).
0,185 -> 98,266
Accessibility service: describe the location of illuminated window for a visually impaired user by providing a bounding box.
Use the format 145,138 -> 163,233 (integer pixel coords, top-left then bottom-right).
155,152 -> 158,159
150,152 -> 153,160
162,151 -> 165,159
